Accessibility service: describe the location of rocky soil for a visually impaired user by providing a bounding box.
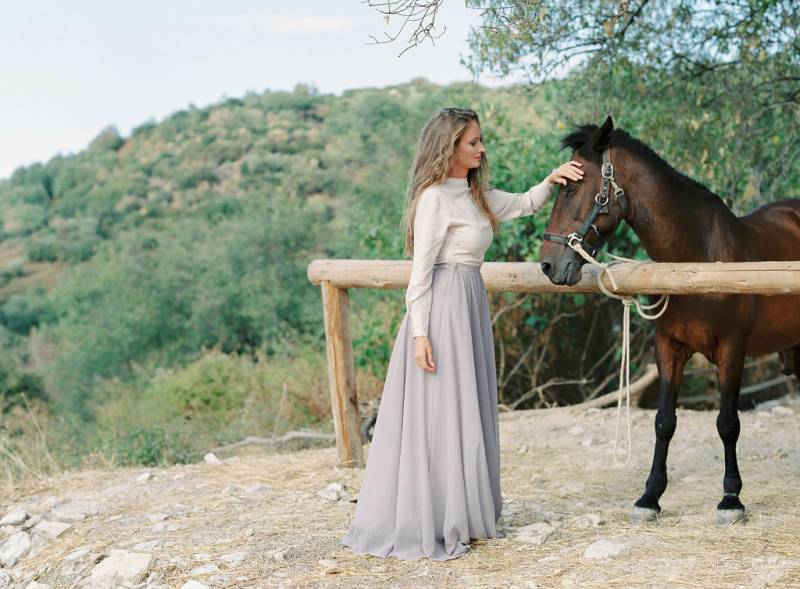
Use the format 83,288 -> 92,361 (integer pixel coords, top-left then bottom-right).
2,400 -> 799,588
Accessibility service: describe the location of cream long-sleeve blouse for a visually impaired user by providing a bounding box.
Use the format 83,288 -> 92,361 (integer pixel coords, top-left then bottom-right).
405,176 -> 553,338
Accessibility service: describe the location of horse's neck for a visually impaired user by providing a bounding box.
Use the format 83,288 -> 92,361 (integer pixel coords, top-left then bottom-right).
618,153 -> 737,263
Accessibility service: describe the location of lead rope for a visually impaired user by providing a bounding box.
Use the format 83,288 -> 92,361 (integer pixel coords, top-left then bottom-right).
566,239 -> 670,466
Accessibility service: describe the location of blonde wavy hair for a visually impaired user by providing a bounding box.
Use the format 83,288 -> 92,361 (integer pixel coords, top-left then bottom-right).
402,107 -> 498,257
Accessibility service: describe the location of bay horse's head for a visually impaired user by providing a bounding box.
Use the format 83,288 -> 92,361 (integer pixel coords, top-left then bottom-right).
540,116 -> 629,286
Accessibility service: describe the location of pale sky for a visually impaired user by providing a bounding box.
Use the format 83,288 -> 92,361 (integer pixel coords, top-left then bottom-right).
0,1 -> 510,180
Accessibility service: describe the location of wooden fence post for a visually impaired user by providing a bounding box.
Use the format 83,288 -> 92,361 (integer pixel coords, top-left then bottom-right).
320,280 -> 364,467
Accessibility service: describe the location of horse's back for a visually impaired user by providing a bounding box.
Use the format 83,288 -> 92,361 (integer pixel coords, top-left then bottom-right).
739,198 -> 800,260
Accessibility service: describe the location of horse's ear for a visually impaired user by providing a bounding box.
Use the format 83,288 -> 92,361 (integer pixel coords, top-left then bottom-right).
590,116 -> 614,153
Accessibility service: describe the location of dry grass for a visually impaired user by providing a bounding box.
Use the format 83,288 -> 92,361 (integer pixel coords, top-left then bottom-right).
2,406 -> 800,588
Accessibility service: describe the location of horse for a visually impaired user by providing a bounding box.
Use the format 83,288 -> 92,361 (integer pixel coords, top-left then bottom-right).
539,116 -> 800,523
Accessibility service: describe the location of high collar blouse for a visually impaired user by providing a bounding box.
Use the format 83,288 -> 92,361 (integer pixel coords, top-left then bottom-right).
405,176 -> 553,338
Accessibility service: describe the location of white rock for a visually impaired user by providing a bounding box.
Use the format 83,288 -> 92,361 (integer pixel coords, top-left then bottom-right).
21,514 -> 42,530
0,532 -> 31,567
317,487 -> 341,502
219,551 -> 247,567
516,523 -> 556,546
146,513 -> 169,523
244,484 -> 272,493
25,582 -> 50,589
0,571 -> 10,589
568,425 -> 585,436
581,437 -> 593,448
85,549 -> 153,586
203,453 -> 222,464
771,406 -> 794,416
189,563 -> 220,575
581,514 -> 605,527
318,558 -> 338,571
0,509 -> 29,526
180,582 -> 209,589
48,501 -> 99,523
33,520 -> 72,539
583,539 -> 630,559
270,549 -> 287,562
133,540 -> 161,551
64,547 -> 91,561
136,471 -> 155,483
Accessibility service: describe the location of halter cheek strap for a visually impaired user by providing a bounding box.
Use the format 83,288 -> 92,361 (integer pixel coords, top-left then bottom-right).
543,150 -> 628,254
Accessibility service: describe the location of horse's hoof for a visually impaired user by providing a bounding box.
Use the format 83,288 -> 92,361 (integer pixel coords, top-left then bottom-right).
716,509 -> 746,525
630,506 -> 660,523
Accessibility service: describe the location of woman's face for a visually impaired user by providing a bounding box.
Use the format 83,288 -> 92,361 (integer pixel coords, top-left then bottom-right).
453,120 -> 485,171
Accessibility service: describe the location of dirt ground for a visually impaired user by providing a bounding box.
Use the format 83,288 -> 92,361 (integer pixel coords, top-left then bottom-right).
2,403 -> 800,588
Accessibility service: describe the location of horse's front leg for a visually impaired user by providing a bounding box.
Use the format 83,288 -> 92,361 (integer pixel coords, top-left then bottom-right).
715,337 -> 746,524
632,333 -> 690,522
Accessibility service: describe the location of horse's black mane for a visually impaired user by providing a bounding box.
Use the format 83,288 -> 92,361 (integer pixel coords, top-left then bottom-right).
561,124 -> 712,194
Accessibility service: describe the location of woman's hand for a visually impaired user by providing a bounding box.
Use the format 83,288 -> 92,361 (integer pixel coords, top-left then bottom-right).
413,335 -> 437,373
547,161 -> 584,186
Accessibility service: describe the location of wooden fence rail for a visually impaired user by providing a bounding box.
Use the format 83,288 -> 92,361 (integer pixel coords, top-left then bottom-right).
307,259 -> 800,467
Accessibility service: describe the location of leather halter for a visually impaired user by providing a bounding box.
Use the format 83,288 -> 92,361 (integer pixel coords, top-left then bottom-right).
543,150 -> 629,257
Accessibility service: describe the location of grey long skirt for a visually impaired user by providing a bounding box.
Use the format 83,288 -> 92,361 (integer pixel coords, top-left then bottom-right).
341,261 -> 502,561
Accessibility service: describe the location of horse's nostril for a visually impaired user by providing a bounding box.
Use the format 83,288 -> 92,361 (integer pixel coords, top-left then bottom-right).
541,262 -> 552,276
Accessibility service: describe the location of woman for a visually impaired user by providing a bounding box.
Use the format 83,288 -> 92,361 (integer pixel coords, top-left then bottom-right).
341,107 -> 583,561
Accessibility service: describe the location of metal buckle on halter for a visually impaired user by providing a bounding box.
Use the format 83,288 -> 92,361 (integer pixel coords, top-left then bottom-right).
601,161 -> 614,179
595,192 -> 609,207
567,232 -> 583,249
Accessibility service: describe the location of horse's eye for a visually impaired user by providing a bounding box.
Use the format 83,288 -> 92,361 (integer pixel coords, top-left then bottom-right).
565,184 -> 578,195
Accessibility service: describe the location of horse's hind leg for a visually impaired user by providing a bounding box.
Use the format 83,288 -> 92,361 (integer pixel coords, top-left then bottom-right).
780,346 -> 797,376
632,334 -> 690,522
716,337 -> 746,524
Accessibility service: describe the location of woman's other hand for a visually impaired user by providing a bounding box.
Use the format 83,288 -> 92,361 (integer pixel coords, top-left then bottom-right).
547,161 -> 583,186
413,336 -> 437,373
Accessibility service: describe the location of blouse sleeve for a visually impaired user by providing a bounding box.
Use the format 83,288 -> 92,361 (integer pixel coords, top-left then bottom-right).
405,189 -> 450,338
486,177 -> 553,222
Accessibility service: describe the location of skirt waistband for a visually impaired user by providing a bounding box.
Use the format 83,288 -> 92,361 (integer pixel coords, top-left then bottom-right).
433,261 -> 482,273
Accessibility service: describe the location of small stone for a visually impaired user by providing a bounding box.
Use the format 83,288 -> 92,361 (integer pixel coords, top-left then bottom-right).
517,444 -> 528,454
0,571 -> 10,589
568,425 -> 585,436
204,453 -> 222,464
583,539 -> 630,559
33,520 -> 71,539
582,514 -> 605,527
86,550 -> 153,586
317,486 -> 341,502
771,406 -> 794,416
0,509 -> 29,526
48,501 -> 99,523
223,484 -> 242,495
318,558 -> 338,571
134,540 -> 161,551
338,491 -> 354,503
189,563 -> 220,575
219,551 -> 247,567
516,523 -> 556,546
0,531 -> 31,567
25,582 -> 50,589
581,437 -> 593,448
270,549 -> 287,562
192,553 -> 212,562
244,484 -> 272,493
146,513 -> 169,523
137,471 -> 155,483
370,565 -> 388,573
64,547 -> 91,561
